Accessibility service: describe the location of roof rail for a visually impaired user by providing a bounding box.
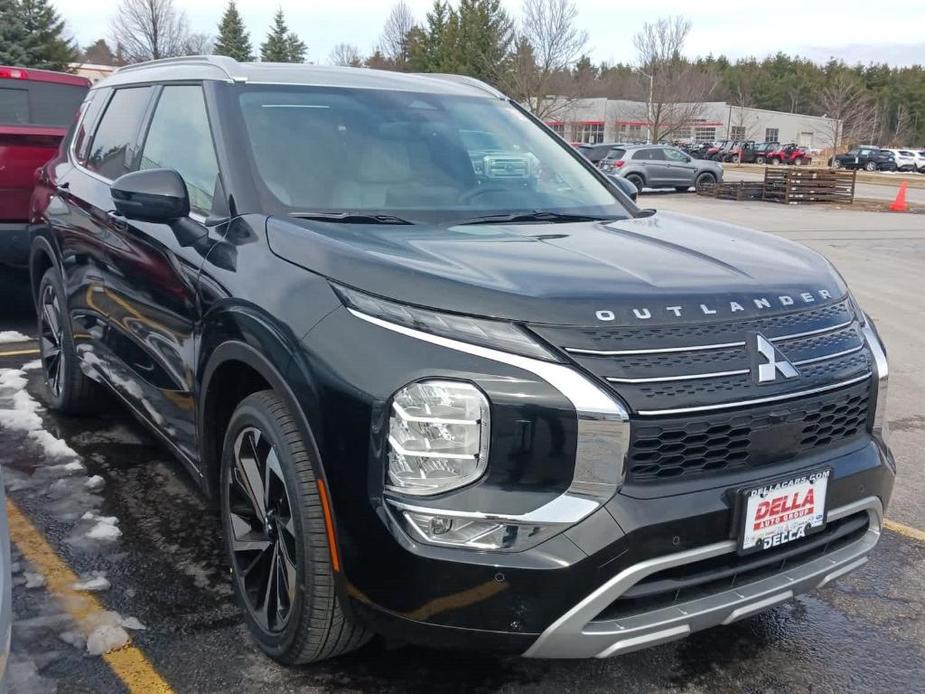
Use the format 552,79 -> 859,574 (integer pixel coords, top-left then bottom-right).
414,73 -> 505,99
114,55 -> 242,81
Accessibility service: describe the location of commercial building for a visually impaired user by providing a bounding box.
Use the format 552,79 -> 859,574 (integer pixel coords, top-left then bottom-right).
543,98 -> 838,149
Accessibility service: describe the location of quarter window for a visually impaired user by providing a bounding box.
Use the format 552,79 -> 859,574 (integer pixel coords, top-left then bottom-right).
73,89 -> 109,164
87,87 -> 153,180
139,85 -> 219,216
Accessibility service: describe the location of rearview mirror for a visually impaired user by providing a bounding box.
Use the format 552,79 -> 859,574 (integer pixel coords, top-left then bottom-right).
111,168 -> 190,222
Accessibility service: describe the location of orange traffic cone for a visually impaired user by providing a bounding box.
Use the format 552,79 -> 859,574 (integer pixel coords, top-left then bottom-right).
889,181 -> 909,212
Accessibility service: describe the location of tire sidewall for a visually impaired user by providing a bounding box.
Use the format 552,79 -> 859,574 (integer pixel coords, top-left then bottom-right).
696,172 -> 716,188
626,174 -> 644,190
220,396 -> 314,658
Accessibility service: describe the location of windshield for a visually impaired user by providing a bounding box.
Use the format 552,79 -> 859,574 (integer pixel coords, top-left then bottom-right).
236,85 -> 629,223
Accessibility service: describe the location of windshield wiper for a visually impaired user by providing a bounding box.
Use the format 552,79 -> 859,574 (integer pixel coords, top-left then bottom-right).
456,210 -> 617,226
289,211 -> 414,225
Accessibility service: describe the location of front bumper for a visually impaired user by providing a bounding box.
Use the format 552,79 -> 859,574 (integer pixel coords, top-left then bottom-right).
525,495 -> 881,658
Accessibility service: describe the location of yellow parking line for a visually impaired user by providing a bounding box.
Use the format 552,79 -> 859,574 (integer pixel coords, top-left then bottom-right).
6,499 -> 174,693
0,348 -> 39,357
884,518 -> 925,543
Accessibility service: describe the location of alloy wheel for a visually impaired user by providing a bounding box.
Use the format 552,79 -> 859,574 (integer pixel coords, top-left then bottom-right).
227,426 -> 298,633
39,283 -> 64,397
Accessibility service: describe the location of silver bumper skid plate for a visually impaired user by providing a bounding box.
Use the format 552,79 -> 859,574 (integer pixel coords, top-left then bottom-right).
524,496 -> 882,658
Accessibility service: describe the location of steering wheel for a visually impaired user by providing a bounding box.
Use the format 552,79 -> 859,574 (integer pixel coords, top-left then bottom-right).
459,184 -> 512,204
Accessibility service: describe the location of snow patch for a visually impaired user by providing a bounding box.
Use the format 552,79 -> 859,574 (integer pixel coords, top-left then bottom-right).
84,475 -> 105,491
86,625 -> 130,656
72,576 -> 111,592
24,572 -> 46,589
0,330 -> 31,344
29,431 -> 80,459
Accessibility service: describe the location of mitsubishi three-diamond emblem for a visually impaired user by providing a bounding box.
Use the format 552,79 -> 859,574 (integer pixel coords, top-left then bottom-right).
750,332 -> 799,384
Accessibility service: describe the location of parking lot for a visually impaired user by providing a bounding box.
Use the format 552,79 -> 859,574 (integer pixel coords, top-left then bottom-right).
2,193 -> 924,693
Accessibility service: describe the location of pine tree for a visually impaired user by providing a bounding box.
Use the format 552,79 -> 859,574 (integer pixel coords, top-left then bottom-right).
0,0 -> 28,66
261,9 -> 306,63
213,0 -> 254,62
17,0 -> 78,70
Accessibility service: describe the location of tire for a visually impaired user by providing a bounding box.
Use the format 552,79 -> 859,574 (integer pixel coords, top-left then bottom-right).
794,157 -> 803,166
864,161 -> 877,172
221,390 -> 370,664
695,172 -> 716,189
625,173 -> 644,191
37,267 -> 104,414
832,158 -> 842,169
769,158 -> 780,165
755,156 -> 766,165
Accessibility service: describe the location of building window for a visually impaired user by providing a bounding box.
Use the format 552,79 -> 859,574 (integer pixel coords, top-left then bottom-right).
730,125 -> 746,139
546,122 -> 565,136
616,123 -> 644,142
572,122 -> 604,144
694,126 -> 716,143
765,128 -> 779,142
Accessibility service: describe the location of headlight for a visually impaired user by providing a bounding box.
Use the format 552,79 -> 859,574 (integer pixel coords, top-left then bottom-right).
335,284 -> 556,361
387,380 -> 489,495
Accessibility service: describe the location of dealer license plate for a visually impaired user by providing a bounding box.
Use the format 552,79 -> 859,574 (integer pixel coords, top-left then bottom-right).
738,468 -> 830,555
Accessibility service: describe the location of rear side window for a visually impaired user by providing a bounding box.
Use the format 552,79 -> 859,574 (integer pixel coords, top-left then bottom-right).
0,87 -> 29,124
27,82 -> 88,127
634,148 -> 665,161
139,85 -> 219,216
603,148 -> 625,161
87,87 -> 153,180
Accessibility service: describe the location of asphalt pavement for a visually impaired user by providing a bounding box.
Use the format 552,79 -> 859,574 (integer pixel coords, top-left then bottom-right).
2,194 -> 924,693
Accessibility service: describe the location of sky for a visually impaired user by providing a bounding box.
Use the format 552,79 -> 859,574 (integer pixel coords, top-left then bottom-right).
67,0 -> 925,67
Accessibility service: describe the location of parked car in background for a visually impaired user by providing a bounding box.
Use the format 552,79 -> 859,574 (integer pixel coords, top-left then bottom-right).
743,141 -> 780,164
913,150 -> 925,172
711,140 -> 740,161
766,143 -> 810,165
602,144 -> 723,191
722,140 -> 755,163
576,142 -> 625,166
0,66 -> 90,266
831,147 -> 897,171
880,149 -> 917,172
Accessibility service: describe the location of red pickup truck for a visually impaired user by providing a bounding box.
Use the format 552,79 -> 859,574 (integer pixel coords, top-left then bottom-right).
1,66 -> 89,265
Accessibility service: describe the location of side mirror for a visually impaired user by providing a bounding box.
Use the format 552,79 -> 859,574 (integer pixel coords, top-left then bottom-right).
110,168 -> 190,222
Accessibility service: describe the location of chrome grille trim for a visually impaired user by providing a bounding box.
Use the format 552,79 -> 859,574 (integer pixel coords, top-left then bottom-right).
636,373 -> 871,416
770,318 -> 855,344
606,369 -> 749,385
791,344 -> 865,367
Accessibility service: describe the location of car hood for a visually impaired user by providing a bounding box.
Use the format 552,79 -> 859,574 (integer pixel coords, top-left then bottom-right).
266,211 -> 846,327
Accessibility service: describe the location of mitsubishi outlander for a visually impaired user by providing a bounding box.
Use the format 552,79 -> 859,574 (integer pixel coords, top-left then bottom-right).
29,57 -> 893,663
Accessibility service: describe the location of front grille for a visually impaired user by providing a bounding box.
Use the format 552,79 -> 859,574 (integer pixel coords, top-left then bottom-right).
627,381 -> 871,482
530,299 -> 876,484
595,510 -> 870,622
530,299 -> 872,414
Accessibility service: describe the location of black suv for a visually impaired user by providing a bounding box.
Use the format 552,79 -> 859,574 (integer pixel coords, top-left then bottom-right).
29,57 -> 894,664
831,146 -> 897,171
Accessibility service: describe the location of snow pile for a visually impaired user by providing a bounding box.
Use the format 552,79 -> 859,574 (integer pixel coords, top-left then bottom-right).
0,330 -> 31,344
81,512 -> 122,541
84,611 -> 147,656
84,475 -> 105,491
22,359 -> 42,371
0,368 -> 78,458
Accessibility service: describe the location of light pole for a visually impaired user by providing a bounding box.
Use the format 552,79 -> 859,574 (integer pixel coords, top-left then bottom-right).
643,71 -> 654,143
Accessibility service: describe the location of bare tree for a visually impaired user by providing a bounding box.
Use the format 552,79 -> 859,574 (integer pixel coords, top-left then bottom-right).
329,42 -> 363,67
183,32 -> 213,56
506,0 -> 588,119
110,0 -> 191,62
380,1 -> 415,67
632,16 -> 716,142
816,72 -> 871,156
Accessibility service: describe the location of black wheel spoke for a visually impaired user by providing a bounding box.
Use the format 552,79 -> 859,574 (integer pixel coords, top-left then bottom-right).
226,425 -> 297,634
39,284 -> 65,397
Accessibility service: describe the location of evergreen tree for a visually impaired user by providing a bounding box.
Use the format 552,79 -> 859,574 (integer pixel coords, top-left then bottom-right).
18,0 -> 78,70
82,39 -> 117,66
213,0 -> 254,62
0,0 -> 29,66
260,9 -> 306,63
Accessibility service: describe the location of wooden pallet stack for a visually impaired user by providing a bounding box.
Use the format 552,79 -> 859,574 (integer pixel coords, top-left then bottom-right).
696,181 -> 766,201
762,168 -> 856,205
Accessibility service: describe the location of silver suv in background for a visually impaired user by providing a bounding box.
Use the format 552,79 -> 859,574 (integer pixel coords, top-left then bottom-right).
600,144 -> 723,192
